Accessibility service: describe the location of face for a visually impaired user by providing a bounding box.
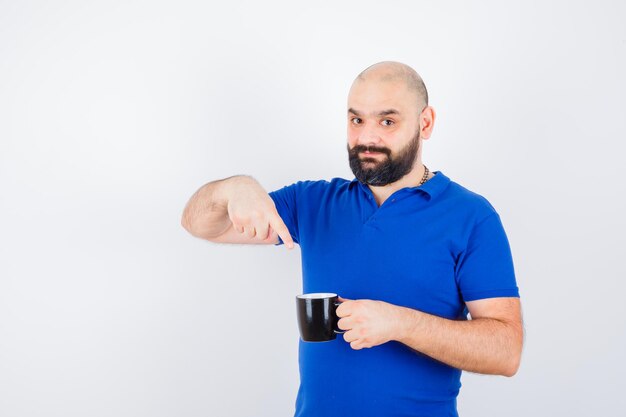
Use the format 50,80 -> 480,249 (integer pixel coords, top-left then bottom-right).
347,78 -> 422,186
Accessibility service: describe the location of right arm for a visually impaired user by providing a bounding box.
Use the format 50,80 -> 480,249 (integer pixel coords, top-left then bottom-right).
180,175 -> 295,249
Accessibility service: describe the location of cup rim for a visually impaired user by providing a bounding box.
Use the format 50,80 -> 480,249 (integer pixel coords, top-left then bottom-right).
296,292 -> 338,299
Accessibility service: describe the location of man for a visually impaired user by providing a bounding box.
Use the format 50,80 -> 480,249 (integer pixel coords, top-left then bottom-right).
181,61 -> 523,417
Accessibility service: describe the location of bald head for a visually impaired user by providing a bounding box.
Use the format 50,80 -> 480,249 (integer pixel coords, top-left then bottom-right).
354,61 -> 428,112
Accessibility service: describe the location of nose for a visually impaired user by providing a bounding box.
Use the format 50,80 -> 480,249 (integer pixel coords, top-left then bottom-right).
355,121 -> 383,147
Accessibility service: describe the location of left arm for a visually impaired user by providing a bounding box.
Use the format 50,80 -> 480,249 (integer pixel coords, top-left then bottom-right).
336,296 -> 524,377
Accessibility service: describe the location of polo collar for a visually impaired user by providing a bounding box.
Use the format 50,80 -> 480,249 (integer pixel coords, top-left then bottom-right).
350,170 -> 450,201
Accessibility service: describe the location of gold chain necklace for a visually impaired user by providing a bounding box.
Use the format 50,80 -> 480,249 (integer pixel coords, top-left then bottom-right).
418,165 -> 430,187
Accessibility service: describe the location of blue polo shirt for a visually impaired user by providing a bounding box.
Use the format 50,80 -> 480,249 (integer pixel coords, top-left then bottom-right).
268,170 -> 520,417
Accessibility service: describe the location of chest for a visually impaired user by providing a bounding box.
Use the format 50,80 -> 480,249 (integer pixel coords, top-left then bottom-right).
298,200 -> 465,317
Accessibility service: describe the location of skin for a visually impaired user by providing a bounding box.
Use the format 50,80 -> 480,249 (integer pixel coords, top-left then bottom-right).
181,61 -> 524,376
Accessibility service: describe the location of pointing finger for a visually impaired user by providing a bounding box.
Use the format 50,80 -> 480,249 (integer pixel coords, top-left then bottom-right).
270,215 -> 295,249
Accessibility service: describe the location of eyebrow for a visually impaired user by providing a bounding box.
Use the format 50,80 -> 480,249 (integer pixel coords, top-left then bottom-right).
348,108 -> 401,117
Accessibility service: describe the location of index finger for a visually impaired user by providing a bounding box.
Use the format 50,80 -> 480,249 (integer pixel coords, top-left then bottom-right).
269,214 -> 295,249
336,301 -> 351,317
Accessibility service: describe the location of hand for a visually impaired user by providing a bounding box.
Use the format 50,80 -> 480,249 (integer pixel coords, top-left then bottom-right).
336,296 -> 403,350
226,177 -> 295,249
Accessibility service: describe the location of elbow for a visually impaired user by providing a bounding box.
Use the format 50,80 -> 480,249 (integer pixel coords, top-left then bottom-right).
502,356 -> 521,377
180,209 -> 219,241
181,210 -> 190,232
181,209 -> 197,236
502,334 -> 523,377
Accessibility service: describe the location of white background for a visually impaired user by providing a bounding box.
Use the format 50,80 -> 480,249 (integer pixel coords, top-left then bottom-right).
1,1 -> 625,416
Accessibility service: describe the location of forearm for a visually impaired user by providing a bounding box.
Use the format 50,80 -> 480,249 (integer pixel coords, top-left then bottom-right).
181,175 -> 254,238
394,306 -> 523,376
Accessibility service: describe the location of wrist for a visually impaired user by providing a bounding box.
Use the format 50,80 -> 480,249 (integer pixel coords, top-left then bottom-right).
393,306 -> 423,345
218,175 -> 256,202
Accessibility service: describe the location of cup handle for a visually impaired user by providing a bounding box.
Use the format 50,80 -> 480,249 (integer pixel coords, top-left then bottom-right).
333,301 -> 345,334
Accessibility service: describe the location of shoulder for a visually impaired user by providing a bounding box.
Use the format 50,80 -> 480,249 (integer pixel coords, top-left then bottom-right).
268,178 -> 350,211
443,176 -> 499,221
273,177 -> 351,196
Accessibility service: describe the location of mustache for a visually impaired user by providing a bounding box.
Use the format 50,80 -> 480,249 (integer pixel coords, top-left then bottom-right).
350,144 -> 391,156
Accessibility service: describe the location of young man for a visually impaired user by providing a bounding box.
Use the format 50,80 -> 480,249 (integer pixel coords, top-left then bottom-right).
181,61 -> 523,417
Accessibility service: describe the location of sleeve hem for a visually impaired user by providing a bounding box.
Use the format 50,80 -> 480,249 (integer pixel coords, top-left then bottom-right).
462,287 -> 520,301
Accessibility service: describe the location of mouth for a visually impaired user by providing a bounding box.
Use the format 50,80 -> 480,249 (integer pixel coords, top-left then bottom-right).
360,150 -> 384,156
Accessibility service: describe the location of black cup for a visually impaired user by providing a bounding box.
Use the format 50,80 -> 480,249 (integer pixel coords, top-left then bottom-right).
296,293 -> 344,342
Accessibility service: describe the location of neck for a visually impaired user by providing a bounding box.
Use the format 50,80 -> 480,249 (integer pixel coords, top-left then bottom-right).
367,162 -> 432,207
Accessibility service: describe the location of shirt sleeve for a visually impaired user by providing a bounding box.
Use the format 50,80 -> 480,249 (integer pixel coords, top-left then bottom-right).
267,183 -> 300,246
455,212 -> 520,301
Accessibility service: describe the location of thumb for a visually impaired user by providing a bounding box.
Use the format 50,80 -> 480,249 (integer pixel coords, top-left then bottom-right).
337,295 -> 351,302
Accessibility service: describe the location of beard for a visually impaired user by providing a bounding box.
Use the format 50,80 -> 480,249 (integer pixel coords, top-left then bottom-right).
347,128 -> 420,186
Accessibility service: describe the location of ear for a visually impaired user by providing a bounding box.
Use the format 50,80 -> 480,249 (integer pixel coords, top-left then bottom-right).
419,106 -> 436,140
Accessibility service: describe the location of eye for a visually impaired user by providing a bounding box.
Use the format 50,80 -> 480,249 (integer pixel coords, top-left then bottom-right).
350,117 -> 362,125
381,119 -> 394,126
